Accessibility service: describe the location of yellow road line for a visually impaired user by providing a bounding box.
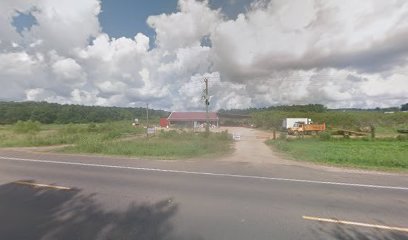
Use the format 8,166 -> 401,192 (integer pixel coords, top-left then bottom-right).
14,181 -> 71,190
303,216 -> 408,233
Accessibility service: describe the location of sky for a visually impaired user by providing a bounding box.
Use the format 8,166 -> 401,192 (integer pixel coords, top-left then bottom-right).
0,0 -> 407,111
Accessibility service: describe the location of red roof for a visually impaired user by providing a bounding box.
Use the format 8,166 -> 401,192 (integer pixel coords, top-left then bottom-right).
167,112 -> 219,121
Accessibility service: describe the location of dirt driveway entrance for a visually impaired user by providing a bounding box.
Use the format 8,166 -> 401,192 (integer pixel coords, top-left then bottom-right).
217,127 -> 292,165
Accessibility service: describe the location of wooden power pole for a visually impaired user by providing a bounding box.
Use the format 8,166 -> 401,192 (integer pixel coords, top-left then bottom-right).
204,78 -> 209,135
146,103 -> 149,138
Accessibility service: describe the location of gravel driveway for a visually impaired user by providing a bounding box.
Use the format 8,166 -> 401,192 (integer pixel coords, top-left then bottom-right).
217,127 -> 293,165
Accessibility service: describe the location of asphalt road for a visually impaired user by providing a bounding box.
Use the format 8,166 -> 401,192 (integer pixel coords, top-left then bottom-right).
0,149 -> 407,240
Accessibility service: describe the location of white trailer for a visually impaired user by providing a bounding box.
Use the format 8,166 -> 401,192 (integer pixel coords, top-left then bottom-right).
282,118 -> 312,129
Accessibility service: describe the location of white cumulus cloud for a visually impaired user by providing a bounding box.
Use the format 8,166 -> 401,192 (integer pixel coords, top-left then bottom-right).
0,0 -> 407,110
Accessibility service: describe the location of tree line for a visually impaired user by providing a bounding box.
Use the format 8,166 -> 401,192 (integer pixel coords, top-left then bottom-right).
0,101 -> 169,124
219,103 -> 408,129
219,103 -> 408,115
252,111 -> 408,130
218,104 -> 328,115
402,103 -> 408,111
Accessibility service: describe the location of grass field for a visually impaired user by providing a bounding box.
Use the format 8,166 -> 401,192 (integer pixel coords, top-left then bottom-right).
0,121 -> 232,159
63,130 -> 232,159
266,137 -> 408,171
0,121 -> 142,147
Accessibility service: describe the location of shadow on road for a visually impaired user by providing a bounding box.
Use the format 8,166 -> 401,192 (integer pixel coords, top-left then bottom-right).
0,180 -> 201,240
313,223 -> 408,240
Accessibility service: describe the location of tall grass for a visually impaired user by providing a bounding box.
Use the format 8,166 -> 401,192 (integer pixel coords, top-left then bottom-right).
0,121 -> 232,158
63,130 -> 232,159
0,121 -> 143,147
13,120 -> 41,133
267,138 -> 408,170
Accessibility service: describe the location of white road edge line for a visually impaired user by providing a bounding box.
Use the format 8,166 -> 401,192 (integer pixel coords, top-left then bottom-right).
302,216 -> 408,233
1,155 -> 407,191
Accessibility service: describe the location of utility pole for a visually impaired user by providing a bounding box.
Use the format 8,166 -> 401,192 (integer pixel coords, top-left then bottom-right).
146,103 -> 149,138
204,78 -> 209,135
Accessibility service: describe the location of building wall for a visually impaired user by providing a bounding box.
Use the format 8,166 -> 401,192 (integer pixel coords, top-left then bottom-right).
169,120 -> 218,128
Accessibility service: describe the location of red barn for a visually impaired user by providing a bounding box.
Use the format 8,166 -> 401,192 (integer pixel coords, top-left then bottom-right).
167,112 -> 219,128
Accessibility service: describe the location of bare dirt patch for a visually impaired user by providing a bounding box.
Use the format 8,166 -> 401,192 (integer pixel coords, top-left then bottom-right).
216,127 -> 293,165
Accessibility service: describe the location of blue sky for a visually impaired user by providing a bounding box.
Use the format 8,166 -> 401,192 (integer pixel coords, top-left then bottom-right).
13,0 -> 254,42
99,0 -> 253,41
99,0 -> 178,41
12,11 -> 37,34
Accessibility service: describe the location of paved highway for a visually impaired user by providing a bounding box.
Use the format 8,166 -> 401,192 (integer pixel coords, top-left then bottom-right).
0,149 -> 407,240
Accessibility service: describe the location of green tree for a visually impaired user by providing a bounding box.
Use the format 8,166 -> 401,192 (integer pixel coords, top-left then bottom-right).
402,103 -> 408,111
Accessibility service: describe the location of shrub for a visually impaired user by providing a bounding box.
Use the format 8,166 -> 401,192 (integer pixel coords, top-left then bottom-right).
13,120 -> 41,133
160,130 -> 179,138
278,132 -> 287,140
102,131 -> 122,140
319,131 -> 331,141
87,123 -> 98,132
361,137 -> 371,141
214,130 -> 231,141
59,123 -> 86,134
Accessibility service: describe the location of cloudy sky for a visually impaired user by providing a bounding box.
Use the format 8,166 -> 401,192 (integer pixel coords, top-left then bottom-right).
1,0 -> 407,110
